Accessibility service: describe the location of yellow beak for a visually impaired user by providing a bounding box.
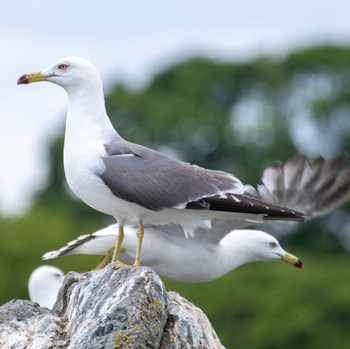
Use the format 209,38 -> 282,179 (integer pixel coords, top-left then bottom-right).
17,72 -> 50,85
281,252 -> 304,269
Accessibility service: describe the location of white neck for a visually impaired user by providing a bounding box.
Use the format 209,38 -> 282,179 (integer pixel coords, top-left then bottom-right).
66,81 -> 117,139
218,231 -> 260,274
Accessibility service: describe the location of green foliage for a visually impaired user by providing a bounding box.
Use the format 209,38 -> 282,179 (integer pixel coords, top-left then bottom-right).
0,205 -> 110,303
106,46 -> 350,184
1,45 -> 350,348
165,250 -> 350,349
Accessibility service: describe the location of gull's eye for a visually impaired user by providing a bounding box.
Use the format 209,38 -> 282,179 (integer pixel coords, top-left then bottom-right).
269,242 -> 277,248
58,63 -> 68,70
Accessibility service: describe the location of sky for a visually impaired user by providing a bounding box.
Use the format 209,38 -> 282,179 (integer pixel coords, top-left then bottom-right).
1,0 -> 350,215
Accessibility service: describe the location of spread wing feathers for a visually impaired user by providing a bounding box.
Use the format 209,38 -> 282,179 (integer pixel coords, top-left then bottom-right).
246,153 -> 350,220
101,141 -> 244,211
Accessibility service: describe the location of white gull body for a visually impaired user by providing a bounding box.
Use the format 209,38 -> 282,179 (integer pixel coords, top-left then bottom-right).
28,265 -> 65,308
48,58 -> 247,233
43,224 -> 302,283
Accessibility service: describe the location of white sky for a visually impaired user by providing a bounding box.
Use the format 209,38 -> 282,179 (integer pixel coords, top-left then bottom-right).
1,0 -> 350,215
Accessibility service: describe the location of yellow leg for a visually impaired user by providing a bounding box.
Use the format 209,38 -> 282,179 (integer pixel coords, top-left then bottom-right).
133,221 -> 144,267
112,225 -> 125,267
95,247 -> 114,269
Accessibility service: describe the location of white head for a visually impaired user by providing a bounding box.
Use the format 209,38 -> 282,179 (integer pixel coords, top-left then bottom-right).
28,265 -> 65,309
17,56 -> 103,95
221,229 -> 303,269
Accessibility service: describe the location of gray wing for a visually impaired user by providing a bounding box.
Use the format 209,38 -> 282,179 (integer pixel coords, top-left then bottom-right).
100,140 -> 244,211
101,140 -> 305,221
245,153 -> 350,220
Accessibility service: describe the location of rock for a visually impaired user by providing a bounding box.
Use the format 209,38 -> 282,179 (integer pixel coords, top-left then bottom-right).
0,299 -> 65,348
161,292 -> 224,349
0,265 -> 225,349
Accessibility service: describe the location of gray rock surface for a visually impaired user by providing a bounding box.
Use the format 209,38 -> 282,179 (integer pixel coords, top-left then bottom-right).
161,292 -> 224,349
0,265 -> 224,349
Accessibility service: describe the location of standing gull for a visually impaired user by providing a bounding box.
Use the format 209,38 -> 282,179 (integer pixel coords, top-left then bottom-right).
17,57 -> 305,267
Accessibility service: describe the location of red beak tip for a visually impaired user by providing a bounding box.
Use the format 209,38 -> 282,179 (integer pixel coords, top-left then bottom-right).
294,260 -> 304,269
17,75 -> 29,85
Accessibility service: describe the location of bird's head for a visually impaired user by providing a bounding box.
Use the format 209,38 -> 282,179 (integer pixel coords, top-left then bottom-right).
17,56 -> 102,93
226,229 -> 304,269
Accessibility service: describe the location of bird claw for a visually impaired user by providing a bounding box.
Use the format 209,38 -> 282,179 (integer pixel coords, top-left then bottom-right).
113,260 -> 130,269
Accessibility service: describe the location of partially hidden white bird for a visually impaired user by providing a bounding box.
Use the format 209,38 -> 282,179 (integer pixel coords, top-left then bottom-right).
43,225 -> 302,283
28,265 -> 65,308
18,57 -> 306,267
42,154 -> 350,282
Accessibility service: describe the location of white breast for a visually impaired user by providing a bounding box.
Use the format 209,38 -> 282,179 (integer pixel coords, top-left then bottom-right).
62,105 -> 259,236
